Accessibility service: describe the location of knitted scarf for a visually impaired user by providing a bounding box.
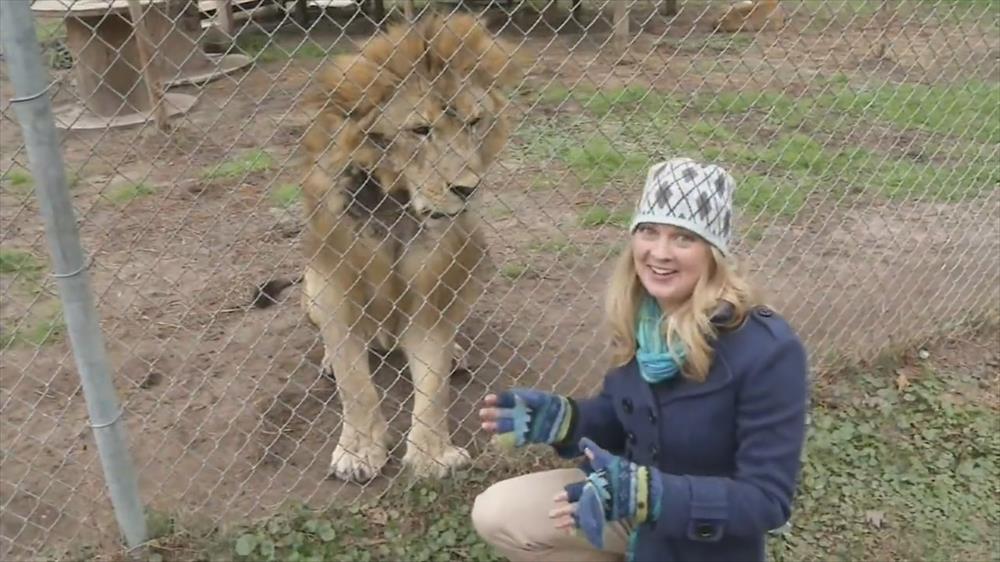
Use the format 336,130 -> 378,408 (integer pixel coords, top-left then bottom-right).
635,294 -> 686,384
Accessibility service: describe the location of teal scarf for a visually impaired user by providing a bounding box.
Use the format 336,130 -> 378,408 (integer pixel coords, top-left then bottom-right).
635,294 -> 686,384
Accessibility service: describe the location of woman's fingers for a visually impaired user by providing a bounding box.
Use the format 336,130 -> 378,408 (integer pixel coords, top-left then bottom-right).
553,514 -> 576,532
548,501 -> 574,519
549,501 -> 577,532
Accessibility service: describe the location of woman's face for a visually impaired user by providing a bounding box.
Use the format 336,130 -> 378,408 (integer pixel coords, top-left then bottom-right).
631,222 -> 714,311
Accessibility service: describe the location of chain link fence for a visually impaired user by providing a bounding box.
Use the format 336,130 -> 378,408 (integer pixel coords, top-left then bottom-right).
1,0 -> 997,558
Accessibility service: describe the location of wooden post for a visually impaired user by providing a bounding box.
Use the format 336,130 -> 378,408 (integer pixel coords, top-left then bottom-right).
613,0 -> 629,52
215,0 -> 235,37
368,0 -> 385,27
294,0 -> 310,28
874,0 -> 898,59
126,0 -> 169,130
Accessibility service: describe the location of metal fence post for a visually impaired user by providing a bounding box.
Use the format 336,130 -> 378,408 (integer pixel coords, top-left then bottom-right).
0,0 -> 149,552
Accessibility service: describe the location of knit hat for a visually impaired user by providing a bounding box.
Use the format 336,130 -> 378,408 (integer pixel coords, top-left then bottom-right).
629,157 -> 736,255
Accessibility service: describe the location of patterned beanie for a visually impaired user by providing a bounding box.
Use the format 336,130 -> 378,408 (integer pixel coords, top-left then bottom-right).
628,157 -> 737,255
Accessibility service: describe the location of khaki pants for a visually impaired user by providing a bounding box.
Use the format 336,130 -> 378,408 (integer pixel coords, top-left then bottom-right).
471,468 -> 631,562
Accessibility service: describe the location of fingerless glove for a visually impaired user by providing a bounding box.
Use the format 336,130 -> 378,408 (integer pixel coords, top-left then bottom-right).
493,388 -> 576,448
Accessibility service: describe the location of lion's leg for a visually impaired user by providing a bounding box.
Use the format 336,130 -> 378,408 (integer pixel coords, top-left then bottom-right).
303,266 -> 389,482
399,324 -> 470,477
452,341 -> 469,372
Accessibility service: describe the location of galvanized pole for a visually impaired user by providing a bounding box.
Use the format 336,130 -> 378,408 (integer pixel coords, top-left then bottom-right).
0,0 -> 149,551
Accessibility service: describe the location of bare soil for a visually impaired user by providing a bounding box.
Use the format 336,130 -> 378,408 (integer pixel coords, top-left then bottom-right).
1,3 -> 997,559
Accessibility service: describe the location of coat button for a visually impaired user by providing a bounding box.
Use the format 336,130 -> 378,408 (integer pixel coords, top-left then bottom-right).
622,398 -> 633,414
696,523 -> 714,538
627,432 -> 637,444
650,446 -> 659,462
648,409 -> 657,424
757,306 -> 773,317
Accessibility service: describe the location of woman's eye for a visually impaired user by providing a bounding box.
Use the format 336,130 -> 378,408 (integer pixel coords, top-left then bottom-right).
411,125 -> 432,136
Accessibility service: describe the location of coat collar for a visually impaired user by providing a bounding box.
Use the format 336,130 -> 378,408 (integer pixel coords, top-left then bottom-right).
709,300 -> 736,326
641,300 -> 738,403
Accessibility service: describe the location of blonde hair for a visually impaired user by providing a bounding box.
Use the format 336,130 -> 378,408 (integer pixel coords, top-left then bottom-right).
605,242 -> 760,382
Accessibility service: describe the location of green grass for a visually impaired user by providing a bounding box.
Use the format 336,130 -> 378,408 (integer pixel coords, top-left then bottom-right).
692,79 -> 1000,203
578,206 -> 631,228
528,238 -> 579,255
579,86 -> 683,119
107,182 -> 155,204
202,150 -> 275,181
656,33 -> 756,54
2,166 -> 82,194
117,449 -> 562,562
1,304 -> 64,349
695,81 -> 1000,145
824,81 -> 999,144
517,80 -> 996,209
1,247 -> 62,348
68,327 -> 998,562
499,262 -> 535,280
1,168 -> 34,191
514,124 -> 644,189
0,248 -> 42,276
734,175 -> 809,217
236,34 -> 335,63
271,184 -> 302,209
532,84 -> 573,107
562,137 -> 649,188
531,84 -> 682,120
771,363 -> 999,561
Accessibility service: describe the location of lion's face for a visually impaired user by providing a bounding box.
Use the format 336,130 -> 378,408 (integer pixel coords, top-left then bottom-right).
303,14 -> 522,221
356,73 -> 510,218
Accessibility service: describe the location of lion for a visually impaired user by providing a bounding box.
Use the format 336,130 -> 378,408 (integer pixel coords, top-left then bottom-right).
713,0 -> 784,33
294,14 -> 521,482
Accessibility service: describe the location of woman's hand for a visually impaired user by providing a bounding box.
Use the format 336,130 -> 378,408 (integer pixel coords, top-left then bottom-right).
552,438 -> 664,549
477,389 -> 574,448
549,489 -> 577,533
478,393 -> 500,433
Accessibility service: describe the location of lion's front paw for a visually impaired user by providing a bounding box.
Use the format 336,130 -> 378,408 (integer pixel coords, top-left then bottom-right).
329,429 -> 389,483
402,430 -> 471,478
452,341 -> 469,372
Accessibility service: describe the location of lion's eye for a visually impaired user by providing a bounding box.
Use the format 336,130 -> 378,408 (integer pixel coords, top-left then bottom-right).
410,125 -> 432,136
468,117 -> 482,128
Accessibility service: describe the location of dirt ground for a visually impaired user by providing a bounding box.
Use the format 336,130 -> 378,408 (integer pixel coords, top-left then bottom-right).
1,2 -> 997,559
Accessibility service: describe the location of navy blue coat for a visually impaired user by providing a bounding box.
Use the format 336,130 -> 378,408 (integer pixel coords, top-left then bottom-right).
553,305 -> 809,562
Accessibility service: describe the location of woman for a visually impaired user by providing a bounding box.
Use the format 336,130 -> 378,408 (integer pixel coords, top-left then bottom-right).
471,158 -> 810,562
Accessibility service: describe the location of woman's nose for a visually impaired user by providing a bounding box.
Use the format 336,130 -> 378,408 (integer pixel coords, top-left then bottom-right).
649,238 -> 674,260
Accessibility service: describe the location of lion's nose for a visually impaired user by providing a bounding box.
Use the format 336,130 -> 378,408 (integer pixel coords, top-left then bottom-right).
449,183 -> 478,200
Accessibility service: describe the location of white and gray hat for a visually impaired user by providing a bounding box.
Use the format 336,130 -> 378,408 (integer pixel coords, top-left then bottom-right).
629,157 -> 737,255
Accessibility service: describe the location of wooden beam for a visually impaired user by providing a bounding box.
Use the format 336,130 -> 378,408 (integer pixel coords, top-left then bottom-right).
613,0 -> 629,52
126,0 -> 169,130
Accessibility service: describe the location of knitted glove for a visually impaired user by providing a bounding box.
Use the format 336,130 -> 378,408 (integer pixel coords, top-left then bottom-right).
563,437 -> 663,549
492,388 -> 575,449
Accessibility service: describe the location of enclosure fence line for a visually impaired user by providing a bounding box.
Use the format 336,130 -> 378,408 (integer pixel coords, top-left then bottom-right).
0,0 -> 148,552
0,0 -> 998,560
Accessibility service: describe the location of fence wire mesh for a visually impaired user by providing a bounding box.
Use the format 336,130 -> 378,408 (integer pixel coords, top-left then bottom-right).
1,0 -> 998,558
